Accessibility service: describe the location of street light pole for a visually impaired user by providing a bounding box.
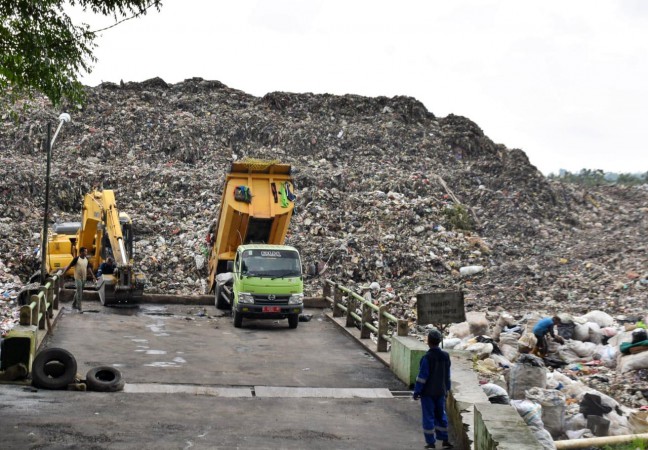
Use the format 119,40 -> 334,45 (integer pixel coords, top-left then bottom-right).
40,113 -> 71,284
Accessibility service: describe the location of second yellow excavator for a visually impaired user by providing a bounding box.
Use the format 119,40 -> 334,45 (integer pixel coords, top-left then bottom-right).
45,190 -> 145,305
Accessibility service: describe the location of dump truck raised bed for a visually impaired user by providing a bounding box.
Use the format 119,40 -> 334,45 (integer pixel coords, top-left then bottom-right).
207,160 -> 303,328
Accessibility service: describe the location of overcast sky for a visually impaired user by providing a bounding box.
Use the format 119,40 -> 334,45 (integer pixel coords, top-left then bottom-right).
69,0 -> 648,175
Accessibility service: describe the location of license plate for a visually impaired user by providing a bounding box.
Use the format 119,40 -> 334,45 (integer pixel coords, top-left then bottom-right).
262,306 -> 281,313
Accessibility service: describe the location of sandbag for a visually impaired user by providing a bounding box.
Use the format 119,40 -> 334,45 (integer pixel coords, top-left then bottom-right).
606,410 -> 632,436
600,327 -> 618,338
448,321 -> 470,338
489,353 -> 512,368
593,345 -> 617,369
618,350 -> 648,373
466,342 -> 493,359
442,337 -> 462,349
559,341 -> 598,360
587,322 -> 603,344
466,311 -> 489,337
518,333 -> 537,349
583,310 -> 614,328
492,313 -> 516,340
608,331 -> 633,347
629,410 -> 648,434
564,413 -> 587,432
574,323 -> 590,342
510,399 -> 544,428
508,354 -> 546,400
500,343 -> 519,362
525,387 -> 566,438
529,425 -> 557,450
482,382 -> 510,404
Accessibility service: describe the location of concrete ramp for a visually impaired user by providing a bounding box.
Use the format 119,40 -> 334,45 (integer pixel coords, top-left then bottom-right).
254,386 -> 393,398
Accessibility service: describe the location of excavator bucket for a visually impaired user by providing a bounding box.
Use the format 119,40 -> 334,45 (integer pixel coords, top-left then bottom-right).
97,270 -> 145,306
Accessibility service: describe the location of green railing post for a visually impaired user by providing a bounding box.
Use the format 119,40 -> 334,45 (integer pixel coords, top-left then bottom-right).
333,285 -> 343,318
323,281 -> 331,304
360,291 -> 372,339
377,305 -> 389,352
397,319 -> 409,336
345,293 -> 356,328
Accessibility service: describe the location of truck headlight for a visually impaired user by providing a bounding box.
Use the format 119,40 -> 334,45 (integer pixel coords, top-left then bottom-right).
288,293 -> 303,305
238,293 -> 254,304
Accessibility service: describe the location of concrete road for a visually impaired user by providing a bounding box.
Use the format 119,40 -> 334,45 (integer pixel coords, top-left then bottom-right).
0,303 -> 425,449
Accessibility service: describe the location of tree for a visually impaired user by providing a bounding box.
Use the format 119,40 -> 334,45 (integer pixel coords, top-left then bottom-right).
0,0 -> 162,106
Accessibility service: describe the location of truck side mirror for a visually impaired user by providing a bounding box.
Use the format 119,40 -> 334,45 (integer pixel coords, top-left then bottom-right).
226,261 -> 234,272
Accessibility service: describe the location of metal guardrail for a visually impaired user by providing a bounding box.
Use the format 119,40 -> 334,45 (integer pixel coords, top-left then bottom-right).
323,280 -> 409,352
19,274 -> 63,331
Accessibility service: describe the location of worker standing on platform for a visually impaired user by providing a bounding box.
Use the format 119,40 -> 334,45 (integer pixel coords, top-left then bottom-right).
413,329 -> 453,449
62,246 -> 96,313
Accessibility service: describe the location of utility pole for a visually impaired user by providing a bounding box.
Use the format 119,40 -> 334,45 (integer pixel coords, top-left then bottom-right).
40,114 -> 71,284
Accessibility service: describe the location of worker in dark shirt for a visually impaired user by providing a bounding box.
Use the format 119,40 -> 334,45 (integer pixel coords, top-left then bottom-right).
96,257 -> 116,277
413,329 -> 453,449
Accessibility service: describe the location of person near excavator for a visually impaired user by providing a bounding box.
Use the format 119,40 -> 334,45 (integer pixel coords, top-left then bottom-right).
413,329 -> 453,449
62,246 -> 96,313
532,316 -> 565,357
97,256 -> 116,277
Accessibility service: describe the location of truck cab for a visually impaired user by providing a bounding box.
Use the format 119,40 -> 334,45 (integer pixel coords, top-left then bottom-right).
227,244 -> 304,328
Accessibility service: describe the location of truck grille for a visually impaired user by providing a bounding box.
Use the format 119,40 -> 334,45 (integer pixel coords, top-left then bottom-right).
253,294 -> 290,305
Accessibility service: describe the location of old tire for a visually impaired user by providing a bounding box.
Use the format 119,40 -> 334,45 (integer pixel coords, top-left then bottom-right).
215,284 -> 229,310
44,361 -> 66,378
32,348 -> 77,390
233,310 -> 243,328
86,366 -> 124,392
288,314 -> 299,329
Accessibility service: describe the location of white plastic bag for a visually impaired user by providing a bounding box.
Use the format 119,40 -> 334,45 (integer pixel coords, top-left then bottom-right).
583,310 -> 614,328
619,350 -> 648,373
510,399 -> 544,428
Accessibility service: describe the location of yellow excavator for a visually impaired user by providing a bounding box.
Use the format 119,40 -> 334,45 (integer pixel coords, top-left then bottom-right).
45,190 -> 145,305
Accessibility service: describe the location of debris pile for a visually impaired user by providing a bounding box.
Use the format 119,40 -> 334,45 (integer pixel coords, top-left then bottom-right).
0,77 -> 646,408
437,308 -> 648,446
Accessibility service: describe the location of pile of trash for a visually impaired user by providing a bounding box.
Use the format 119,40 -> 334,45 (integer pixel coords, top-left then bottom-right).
0,258 -> 22,336
0,78 -> 645,410
432,309 -> 648,447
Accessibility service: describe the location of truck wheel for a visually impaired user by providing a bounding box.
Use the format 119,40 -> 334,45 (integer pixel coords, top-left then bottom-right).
32,348 -> 77,390
85,366 -> 125,392
288,314 -> 299,329
233,310 -> 243,328
215,284 -> 229,310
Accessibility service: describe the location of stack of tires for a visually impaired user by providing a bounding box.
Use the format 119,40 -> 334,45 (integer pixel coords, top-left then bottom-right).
32,348 -> 124,392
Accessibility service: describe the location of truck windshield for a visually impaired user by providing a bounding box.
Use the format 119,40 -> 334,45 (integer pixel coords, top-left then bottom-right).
241,249 -> 301,278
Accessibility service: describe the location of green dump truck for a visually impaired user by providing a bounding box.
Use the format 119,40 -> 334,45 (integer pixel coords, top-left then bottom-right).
207,160 -> 303,328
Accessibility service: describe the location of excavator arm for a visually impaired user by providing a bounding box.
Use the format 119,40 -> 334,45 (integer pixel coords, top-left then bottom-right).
50,190 -> 144,306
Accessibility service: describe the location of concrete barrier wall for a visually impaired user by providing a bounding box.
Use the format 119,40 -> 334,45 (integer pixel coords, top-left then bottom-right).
391,337 -> 542,449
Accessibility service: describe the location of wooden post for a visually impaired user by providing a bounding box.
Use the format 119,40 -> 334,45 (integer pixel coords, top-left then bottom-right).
397,319 -> 409,336
323,281 -> 331,304
345,294 -> 356,328
37,288 -> 47,329
46,277 -> 56,313
377,305 -> 389,352
360,291 -> 372,339
333,286 -> 343,318
31,294 -> 39,326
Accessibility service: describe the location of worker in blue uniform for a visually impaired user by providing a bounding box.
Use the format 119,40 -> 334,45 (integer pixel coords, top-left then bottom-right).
532,316 -> 564,357
413,329 -> 453,449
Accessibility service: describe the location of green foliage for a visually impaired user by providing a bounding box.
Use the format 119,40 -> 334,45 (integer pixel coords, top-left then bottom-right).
442,204 -> 473,231
601,438 -> 647,450
548,169 -> 647,187
0,0 -> 162,106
